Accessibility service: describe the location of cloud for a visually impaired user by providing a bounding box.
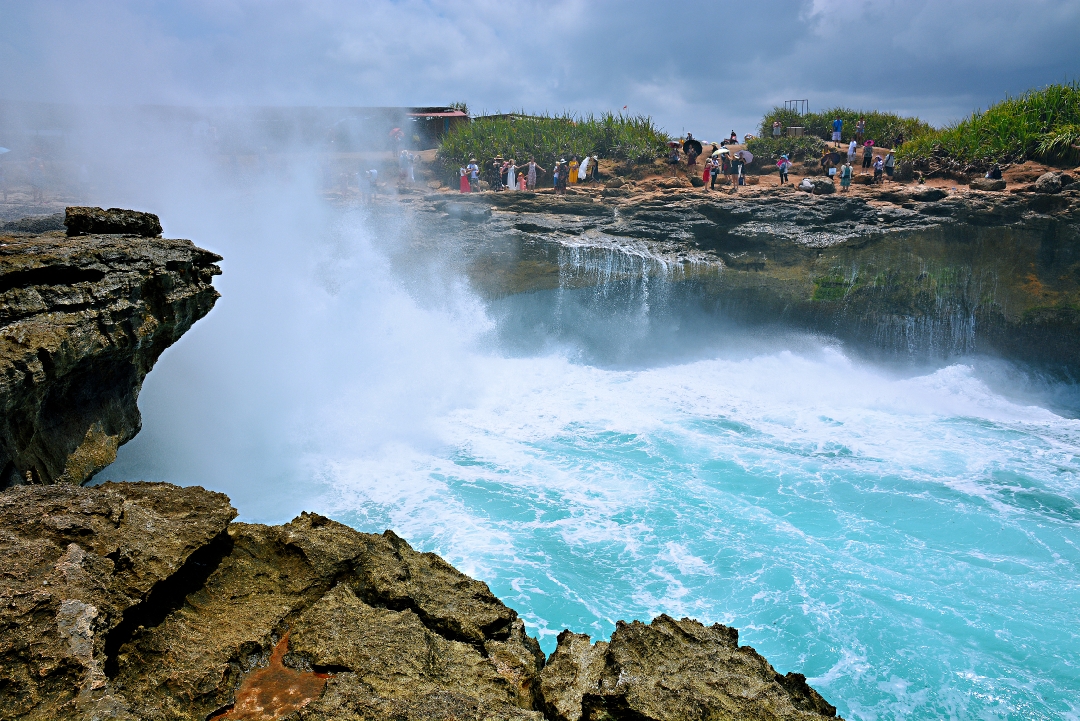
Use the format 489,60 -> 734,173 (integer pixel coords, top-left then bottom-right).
1,0 -> 1077,136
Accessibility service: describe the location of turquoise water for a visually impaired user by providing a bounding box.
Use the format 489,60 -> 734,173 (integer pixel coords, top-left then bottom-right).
113,206 -> 1080,720
321,347 -> 1080,720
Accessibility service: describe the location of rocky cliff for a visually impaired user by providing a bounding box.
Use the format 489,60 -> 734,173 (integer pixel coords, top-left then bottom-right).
0,216 -> 221,488
0,482 -> 840,721
399,184 -> 1080,371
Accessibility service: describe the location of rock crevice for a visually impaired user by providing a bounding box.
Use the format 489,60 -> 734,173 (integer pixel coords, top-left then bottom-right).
0,483 -> 841,721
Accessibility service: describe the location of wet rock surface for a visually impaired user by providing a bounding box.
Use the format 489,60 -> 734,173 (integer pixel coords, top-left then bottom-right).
395,186 -> 1080,372
0,482 -> 841,721
0,222 -> 221,487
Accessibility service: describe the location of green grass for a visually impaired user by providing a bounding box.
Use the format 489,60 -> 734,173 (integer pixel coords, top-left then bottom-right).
745,135 -> 828,166
898,81 -> 1080,166
437,112 -> 670,175
759,107 -> 932,146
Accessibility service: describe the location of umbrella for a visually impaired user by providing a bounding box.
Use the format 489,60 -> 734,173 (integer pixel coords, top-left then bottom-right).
735,150 -> 754,164
864,140 -> 874,147
713,147 -> 729,156
683,138 -> 703,156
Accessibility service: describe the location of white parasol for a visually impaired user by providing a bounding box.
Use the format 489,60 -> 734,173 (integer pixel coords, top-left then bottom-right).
735,150 -> 754,164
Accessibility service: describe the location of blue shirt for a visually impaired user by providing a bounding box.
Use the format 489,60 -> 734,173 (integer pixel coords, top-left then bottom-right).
833,119 -> 843,133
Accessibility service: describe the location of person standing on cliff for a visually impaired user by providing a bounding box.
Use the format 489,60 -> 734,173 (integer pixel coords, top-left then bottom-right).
467,158 -> 480,192
883,151 -> 895,181
840,160 -> 852,192
855,117 -> 866,143
831,117 -> 843,144
862,141 -> 873,170
777,154 -> 790,185
873,155 -> 884,184
525,156 -> 545,191
847,139 -> 857,165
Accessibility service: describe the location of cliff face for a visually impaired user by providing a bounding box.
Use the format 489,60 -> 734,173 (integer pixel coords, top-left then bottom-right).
0,227 -> 221,488
0,482 -> 840,721
405,186 -> 1080,370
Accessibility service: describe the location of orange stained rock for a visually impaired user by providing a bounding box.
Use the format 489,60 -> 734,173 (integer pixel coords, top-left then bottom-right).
216,634 -> 330,721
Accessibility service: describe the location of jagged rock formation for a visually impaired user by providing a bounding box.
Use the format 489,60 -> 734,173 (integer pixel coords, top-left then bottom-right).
403,186 -> 1080,371
0,220 -> 221,487
0,482 -> 841,721
64,207 -> 163,238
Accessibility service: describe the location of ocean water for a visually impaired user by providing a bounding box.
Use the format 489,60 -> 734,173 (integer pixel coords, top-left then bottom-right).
112,202 -> 1080,720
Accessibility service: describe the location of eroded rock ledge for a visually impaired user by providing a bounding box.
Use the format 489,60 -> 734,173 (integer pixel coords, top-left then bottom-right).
0,221 -> 221,488
0,482 -> 840,721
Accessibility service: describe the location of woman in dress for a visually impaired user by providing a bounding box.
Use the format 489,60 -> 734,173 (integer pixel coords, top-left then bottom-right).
506,159 -> 517,191
526,156 -> 545,190
459,165 -> 470,193
568,156 -> 580,185
840,161 -> 853,192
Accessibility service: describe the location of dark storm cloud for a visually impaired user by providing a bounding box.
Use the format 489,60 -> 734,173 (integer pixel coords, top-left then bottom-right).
1,0 -> 1077,136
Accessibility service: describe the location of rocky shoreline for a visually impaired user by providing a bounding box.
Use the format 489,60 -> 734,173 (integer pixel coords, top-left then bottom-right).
0,212 -> 220,488
0,210 -> 841,720
0,482 -> 839,721
390,177 -> 1080,371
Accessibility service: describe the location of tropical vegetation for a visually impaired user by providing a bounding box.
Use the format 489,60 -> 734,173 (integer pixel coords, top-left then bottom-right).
437,112 -> 670,175
759,107 -> 932,147
897,81 -> 1080,166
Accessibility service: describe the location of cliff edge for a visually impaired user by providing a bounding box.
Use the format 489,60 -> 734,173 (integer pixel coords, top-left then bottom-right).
0,482 -> 840,721
0,211 -> 221,488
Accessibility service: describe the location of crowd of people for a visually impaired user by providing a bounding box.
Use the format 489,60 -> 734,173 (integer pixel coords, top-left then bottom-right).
457,153 -> 600,194
446,117 -> 908,199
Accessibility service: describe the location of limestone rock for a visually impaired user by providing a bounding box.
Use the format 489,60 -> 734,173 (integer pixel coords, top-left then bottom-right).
64,207 -> 163,237
0,483 -> 842,721
970,177 -> 1006,191
798,177 -> 835,194
1034,172 -> 1064,194
0,226 -> 221,487
0,482 -> 236,720
540,615 -> 838,721
0,213 -> 65,234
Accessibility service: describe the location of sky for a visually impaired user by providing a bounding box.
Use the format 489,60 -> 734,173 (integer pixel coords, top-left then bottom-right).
1,0 -> 1079,138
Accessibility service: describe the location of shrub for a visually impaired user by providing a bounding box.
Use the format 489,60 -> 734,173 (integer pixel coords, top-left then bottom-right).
745,136 -> 828,166
759,107 -> 932,146
898,81 -> 1080,168
437,112 -> 670,180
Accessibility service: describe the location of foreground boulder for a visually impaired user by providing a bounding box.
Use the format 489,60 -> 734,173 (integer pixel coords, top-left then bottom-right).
0,219 -> 221,487
969,177 -> 1006,191
797,177 -> 835,194
0,482 -> 841,721
64,207 -> 163,237
1033,172 -> 1060,194
541,619 -> 836,721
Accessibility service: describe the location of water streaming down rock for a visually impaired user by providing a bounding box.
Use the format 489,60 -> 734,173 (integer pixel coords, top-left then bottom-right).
421,188 -> 1080,370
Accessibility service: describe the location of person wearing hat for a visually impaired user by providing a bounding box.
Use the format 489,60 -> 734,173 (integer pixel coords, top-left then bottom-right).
776,154 -> 790,185
489,155 -> 504,190
556,159 -> 568,195
840,159 -> 853,192
467,158 -> 480,192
